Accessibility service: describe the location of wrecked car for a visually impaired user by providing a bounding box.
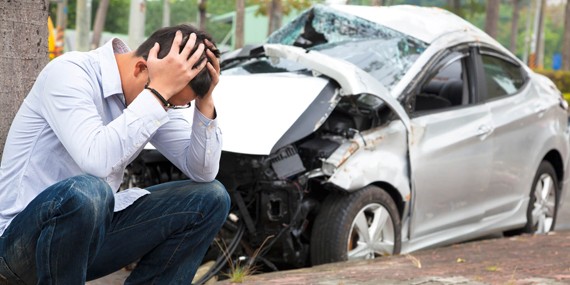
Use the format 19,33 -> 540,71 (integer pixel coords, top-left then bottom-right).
123,4 -> 570,282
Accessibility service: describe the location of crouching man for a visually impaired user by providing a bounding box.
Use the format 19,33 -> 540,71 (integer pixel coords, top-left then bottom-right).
0,24 -> 229,285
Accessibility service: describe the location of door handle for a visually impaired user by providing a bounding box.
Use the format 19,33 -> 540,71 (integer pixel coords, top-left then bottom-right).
534,103 -> 547,117
477,125 -> 493,140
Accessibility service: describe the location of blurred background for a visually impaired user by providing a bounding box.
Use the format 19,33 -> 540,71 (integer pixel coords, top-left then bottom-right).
47,0 -> 569,72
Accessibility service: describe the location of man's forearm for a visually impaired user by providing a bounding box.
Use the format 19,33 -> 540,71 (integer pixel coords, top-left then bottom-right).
195,95 -> 216,119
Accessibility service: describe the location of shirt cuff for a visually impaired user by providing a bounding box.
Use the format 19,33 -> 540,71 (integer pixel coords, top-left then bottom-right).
128,90 -> 169,129
194,106 -> 218,128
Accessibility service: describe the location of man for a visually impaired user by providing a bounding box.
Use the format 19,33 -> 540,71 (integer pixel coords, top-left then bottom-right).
0,24 -> 230,284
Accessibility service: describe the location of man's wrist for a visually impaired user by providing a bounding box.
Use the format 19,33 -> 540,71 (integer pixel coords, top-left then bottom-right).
195,96 -> 215,119
145,84 -> 171,108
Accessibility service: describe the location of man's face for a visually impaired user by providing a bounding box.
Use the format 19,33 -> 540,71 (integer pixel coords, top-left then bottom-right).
168,85 -> 198,107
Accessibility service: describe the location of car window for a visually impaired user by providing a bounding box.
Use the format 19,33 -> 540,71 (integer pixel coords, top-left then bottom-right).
413,54 -> 469,113
481,54 -> 526,101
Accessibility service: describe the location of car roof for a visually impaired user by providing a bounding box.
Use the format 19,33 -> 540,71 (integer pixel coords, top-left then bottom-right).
328,4 -> 491,45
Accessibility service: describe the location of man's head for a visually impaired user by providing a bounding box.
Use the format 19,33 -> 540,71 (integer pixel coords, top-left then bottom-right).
135,24 -> 220,98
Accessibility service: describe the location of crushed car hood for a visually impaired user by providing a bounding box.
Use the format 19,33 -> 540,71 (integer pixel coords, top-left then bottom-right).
171,45 -> 411,156
217,44 -> 410,156
214,73 -> 330,155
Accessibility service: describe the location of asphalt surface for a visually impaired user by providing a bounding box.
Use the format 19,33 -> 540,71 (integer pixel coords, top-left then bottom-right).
88,231 -> 570,285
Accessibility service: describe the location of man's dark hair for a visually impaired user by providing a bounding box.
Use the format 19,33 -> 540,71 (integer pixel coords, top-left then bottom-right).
135,24 -> 220,98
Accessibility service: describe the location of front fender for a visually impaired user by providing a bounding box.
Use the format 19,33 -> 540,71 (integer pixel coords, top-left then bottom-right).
324,120 -> 410,200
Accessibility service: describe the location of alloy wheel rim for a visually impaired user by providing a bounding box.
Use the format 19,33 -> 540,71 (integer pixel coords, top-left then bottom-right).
347,203 -> 395,260
531,173 -> 556,234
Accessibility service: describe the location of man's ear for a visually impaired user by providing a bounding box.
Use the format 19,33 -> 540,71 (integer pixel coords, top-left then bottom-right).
134,60 -> 148,79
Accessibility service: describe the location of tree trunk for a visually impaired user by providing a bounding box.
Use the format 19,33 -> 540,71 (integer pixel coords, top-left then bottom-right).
447,0 -> 463,17
484,0 -> 500,39
509,0 -> 520,53
198,0 -> 207,31
0,0 -> 50,159
563,0 -> 570,70
235,0 -> 245,49
163,0 -> 170,27
267,0 -> 282,36
91,0 -> 110,49
76,0 -> 92,51
371,0 -> 383,5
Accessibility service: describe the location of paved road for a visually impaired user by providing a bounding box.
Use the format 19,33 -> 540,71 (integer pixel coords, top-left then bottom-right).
88,231 -> 570,285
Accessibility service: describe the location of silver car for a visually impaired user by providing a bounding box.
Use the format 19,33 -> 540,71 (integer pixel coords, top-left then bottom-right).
130,4 -> 569,280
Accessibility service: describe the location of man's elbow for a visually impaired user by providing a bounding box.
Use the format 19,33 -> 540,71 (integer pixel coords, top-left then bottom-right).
79,160 -> 113,178
187,166 -> 219,183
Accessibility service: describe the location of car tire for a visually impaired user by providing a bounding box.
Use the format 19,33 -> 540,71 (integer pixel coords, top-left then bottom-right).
310,185 -> 401,266
522,160 -> 559,234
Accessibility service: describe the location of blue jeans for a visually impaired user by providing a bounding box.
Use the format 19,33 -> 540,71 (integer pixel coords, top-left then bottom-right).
0,174 -> 230,285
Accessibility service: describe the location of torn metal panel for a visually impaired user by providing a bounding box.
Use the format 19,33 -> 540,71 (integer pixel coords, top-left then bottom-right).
324,120 -> 410,199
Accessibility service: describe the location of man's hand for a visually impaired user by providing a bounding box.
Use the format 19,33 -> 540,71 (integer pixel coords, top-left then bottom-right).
146,31 -> 207,100
195,40 -> 221,119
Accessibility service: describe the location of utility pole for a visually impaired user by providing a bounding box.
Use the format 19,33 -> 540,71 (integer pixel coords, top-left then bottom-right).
535,0 -> 546,69
76,0 -> 92,51
129,0 -> 146,49
529,0 -> 544,68
522,0 -> 533,64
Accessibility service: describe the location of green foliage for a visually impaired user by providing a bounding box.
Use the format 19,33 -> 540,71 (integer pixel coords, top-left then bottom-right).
535,69 -> 570,93
144,0 -> 197,36
47,0 -> 568,67
49,0 -> 130,34
250,0 -> 316,16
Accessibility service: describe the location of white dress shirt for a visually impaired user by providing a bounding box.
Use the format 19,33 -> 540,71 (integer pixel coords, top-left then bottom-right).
0,38 -> 222,235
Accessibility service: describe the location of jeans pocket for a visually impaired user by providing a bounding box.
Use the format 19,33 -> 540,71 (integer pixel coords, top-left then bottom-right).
0,257 -> 24,285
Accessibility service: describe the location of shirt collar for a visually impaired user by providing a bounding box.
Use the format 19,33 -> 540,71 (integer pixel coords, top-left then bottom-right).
100,38 -> 131,99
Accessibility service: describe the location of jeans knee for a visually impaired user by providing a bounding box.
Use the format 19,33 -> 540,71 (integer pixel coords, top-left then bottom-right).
208,180 -> 230,216
59,175 -> 113,218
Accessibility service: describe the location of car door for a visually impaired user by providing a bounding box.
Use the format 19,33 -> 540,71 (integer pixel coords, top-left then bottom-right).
476,48 -> 545,217
408,47 -> 495,239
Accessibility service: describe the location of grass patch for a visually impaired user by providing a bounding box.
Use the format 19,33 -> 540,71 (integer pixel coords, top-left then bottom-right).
217,235 -> 274,283
564,93 -> 570,103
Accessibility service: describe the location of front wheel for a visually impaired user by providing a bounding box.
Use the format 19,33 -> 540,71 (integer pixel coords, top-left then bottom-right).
310,185 -> 401,265
524,161 -> 559,234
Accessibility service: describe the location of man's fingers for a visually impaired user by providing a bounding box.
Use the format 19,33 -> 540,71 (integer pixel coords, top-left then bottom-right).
206,63 -> 219,83
189,58 -> 208,77
168,30 -> 183,56
206,49 -> 220,74
148,42 -> 160,61
188,43 -> 205,66
204,39 -> 218,52
180,33 -> 198,58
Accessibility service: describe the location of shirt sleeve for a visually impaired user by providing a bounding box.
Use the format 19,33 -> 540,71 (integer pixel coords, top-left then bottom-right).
39,59 -> 169,178
149,107 -> 223,182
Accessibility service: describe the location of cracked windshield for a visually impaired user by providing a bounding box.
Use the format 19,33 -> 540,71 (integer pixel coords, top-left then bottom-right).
258,5 -> 427,90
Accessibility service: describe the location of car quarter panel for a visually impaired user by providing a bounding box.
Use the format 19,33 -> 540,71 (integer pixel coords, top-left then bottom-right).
483,79 -> 566,224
